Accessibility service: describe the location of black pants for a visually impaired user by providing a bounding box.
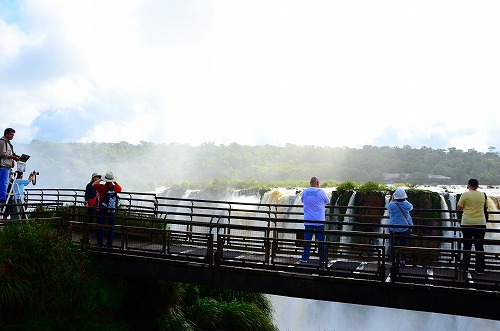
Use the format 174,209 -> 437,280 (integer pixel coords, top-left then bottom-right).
390,230 -> 410,261
460,225 -> 486,272
82,207 -> 97,244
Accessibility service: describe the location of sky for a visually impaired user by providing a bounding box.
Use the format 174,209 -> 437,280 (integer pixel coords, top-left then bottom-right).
1,0 -> 500,152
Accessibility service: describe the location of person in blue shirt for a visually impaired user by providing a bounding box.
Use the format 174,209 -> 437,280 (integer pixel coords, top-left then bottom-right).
300,176 -> 330,264
9,171 -> 35,219
388,188 -> 413,267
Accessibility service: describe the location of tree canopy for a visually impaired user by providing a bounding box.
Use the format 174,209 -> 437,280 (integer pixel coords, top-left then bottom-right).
17,141 -> 500,191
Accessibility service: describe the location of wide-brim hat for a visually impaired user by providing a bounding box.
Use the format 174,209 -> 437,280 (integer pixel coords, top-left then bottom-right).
393,188 -> 408,199
91,172 -> 101,178
103,171 -> 116,182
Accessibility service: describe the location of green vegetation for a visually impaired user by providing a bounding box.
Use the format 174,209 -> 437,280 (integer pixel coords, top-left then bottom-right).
356,181 -> 388,195
18,141 -> 500,192
159,286 -> 277,331
335,180 -> 357,195
0,221 -> 101,329
0,221 -> 277,330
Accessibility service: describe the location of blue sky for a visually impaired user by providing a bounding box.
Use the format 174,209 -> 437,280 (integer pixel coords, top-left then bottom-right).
1,0 -> 500,152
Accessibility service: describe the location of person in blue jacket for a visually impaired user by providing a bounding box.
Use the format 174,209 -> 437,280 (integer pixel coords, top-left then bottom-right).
388,188 -> 413,267
9,171 -> 35,219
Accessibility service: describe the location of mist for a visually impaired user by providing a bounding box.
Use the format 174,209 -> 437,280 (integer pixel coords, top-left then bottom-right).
13,141 -> 500,330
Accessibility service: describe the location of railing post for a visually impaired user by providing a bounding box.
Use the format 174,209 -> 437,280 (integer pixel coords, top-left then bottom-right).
379,228 -> 387,281
264,218 -> 271,264
56,189 -> 61,210
214,234 -> 223,267
81,205 -> 90,245
154,197 -> 159,220
162,219 -> 167,255
206,218 -> 214,267
389,230 -> 397,282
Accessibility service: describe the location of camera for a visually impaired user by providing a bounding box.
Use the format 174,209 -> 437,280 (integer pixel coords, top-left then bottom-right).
29,170 -> 39,186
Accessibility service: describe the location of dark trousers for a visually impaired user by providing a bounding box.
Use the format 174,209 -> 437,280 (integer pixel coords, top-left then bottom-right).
390,230 -> 410,261
82,207 -> 97,244
301,224 -> 326,262
460,225 -> 486,272
96,210 -> 116,247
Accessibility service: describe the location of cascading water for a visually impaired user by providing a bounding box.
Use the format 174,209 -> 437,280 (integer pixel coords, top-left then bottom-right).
158,188 -> 261,233
446,193 -> 459,250
439,194 -> 454,250
485,196 -> 500,253
339,192 -> 356,244
381,195 -> 391,253
260,188 -> 304,240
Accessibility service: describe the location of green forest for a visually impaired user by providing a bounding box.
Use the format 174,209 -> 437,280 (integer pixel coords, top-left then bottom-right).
17,141 -> 500,191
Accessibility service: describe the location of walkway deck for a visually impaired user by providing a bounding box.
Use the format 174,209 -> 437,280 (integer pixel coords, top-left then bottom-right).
10,189 -> 500,320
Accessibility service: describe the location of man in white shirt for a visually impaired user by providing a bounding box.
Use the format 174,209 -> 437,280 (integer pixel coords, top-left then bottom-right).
300,176 -> 330,263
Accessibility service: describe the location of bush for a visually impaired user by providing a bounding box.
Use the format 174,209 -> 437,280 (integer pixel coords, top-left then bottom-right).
0,221 -> 104,329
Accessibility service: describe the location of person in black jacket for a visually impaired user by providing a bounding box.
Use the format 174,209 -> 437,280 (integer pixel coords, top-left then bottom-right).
85,172 -> 101,215
83,173 -> 101,244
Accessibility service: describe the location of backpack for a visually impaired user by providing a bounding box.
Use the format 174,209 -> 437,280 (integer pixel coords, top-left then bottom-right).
100,185 -> 119,215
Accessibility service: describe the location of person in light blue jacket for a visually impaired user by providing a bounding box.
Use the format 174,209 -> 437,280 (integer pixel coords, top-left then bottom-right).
9,171 -> 35,219
388,188 -> 413,267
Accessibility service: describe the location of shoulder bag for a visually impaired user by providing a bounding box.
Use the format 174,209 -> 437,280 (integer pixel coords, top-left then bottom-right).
395,203 -> 412,234
484,192 -> 489,221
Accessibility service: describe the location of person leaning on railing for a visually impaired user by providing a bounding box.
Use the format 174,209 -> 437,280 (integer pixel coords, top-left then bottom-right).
457,178 -> 486,275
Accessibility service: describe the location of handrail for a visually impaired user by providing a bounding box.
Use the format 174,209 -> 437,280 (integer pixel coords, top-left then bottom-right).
17,188 -> 500,293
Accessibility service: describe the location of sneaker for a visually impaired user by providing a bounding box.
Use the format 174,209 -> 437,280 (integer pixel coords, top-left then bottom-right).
475,270 -> 484,275
399,260 -> 406,268
299,260 -> 308,264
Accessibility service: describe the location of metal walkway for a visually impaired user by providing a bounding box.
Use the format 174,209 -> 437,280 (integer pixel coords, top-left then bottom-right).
8,188 -> 500,320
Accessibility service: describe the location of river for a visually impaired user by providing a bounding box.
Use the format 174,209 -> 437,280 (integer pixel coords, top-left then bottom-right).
270,295 -> 500,331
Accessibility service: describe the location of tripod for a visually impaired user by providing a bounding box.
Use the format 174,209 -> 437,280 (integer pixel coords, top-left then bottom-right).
0,171 -> 28,220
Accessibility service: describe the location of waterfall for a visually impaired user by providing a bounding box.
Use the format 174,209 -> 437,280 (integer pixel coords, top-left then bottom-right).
260,188 -> 303,240
439,194 -> 454,250
447,193 -> 459,250
381,195 -> 391,253
158,188 -> 261,233
284,194 -> 305,236
485,196 -> 500,253
340,192 -> 357,244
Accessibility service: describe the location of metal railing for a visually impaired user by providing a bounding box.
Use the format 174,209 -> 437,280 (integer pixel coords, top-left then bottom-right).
10,188 -> 500,293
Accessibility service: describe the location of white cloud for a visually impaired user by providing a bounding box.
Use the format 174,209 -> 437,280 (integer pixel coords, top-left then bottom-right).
1,0 -> 500,151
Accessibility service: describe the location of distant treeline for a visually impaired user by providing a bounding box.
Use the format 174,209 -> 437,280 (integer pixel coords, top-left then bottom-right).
17,141 -> 500,190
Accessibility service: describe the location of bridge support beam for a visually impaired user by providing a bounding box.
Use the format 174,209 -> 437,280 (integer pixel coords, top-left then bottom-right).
94,252 -> 500,321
